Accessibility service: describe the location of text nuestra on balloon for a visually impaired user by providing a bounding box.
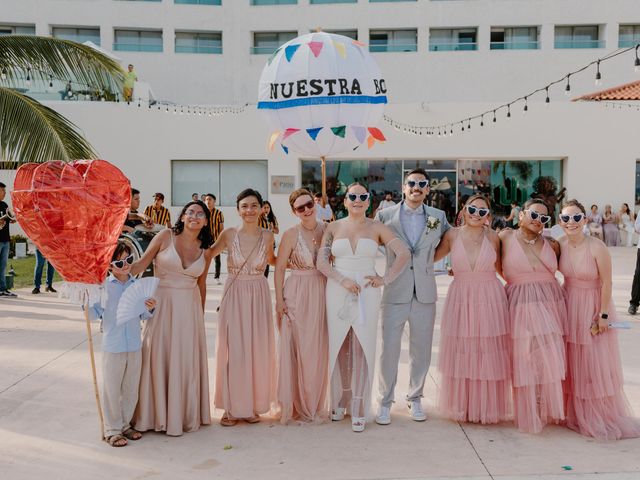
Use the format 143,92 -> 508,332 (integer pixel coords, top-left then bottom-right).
258,32 -> 388,158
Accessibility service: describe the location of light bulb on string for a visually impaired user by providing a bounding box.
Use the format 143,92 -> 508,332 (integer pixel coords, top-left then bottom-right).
565,74 -> 571,96
507,104 -> 511,118
545,87 -> 550,105
480,115 -> 484,127
49,75 -> 53,88
467,119 -> 471,130
449,127 -> 453,137
523,97 -> 528,115
461,123 -> 465,132
25,67 -> 31,87
492,110 -> 497,123
595,60 -> 602,86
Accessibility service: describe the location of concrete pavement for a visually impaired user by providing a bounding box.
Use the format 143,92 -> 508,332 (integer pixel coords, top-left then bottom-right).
1,247 -> 639,480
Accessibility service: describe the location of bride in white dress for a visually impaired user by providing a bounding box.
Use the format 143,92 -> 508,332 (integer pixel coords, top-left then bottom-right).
318,183 -> 410,432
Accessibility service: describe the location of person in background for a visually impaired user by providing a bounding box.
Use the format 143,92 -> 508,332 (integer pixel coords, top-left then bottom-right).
618,203 -> 635,248
602,205 -> 620,247
586,204 -> 603,240
86,241 -> 156,447
204,193 -> 224,285
454,194 -> 470,227
315,192 -> 334,223
123,188 -> 150,233
192,193 -> 199,202
627,212 -> 640,315
505,201 -> 521,229
32,248 -> 56,294
260,200 -> 279,278
143,193 -> 172,229
0,182 -> 17,298
123,64 -> 137,102
376,191 -> 396,214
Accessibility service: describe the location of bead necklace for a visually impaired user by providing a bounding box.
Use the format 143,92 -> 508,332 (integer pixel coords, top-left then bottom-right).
518,229 -> 539,246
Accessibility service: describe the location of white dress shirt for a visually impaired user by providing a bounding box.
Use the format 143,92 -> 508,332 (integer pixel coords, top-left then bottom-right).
400,202 -> 426,247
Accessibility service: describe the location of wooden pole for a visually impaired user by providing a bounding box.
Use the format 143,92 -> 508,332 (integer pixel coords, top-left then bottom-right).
84,290 -> 105,441
321,155 -> 327,207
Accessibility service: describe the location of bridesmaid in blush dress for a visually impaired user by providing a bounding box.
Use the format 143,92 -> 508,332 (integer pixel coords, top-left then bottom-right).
434,194 -> 511,424
130,201 -> 214,436
500,199 -> 566,433
558,199 -> 640,440
274,189 -> 328,424
209,188 -> 277,426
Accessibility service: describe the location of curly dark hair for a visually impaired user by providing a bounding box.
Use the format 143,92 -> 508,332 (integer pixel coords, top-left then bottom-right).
172,200 -> 213,249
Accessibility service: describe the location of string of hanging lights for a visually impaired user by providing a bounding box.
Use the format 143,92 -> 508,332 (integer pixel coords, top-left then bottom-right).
384,43 -> 640,138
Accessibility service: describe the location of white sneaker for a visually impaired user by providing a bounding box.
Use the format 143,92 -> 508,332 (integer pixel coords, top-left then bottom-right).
331,407 -> 346,421
408,401 -> 427,422
351,417 -> 366,433
375,406 -> 391,425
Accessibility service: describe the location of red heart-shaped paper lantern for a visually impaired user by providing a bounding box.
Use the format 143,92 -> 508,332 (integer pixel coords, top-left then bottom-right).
11,160 -> 131,284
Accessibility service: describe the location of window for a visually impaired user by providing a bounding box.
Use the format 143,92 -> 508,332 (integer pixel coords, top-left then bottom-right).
555,25 -> 603,49
429,28 -> 477,51
52,27 -> 101,45
620,25 -> 640,48
319,29 -> 358,40
490,27 -> 538,50
251,0 -> 296,5
114,29 -> 163,52
310,0 -> 356,3
171,160 -> 268,206
369,29 -> 417,52
175,0 -> 221,4
252,31 -> 297,54
370,0 -> 416,2
0,24 -> 35,36
175,31 -> 222,54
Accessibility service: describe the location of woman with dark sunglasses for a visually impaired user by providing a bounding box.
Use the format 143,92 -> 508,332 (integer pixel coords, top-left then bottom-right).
317,182 -> 410,432
557,199 -> 640,440
274,189 -> 329,424
434,194 -> 511,424
499,198 -> 566,433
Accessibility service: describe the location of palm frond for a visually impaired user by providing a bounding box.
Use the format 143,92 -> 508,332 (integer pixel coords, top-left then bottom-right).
0,36 -> 124,95
0,87 -> 98,167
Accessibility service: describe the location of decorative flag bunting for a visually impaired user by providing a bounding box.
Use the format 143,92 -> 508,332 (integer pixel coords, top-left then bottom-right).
352,40 -> 366,47
368,127 -> 386,141
283,128 -> 300,140
331,126 -> 346,138
332,41 -> 346,59
285,44 -> 301,62
351,126 -> 367,144
367,135 -> 375,149
268,131 -> 280,151
307,41 -> 324,58
281,144 -> 289,155
306,127 -> 323,141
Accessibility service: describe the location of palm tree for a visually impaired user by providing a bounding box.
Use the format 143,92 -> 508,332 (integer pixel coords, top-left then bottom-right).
0,35 -> 125,168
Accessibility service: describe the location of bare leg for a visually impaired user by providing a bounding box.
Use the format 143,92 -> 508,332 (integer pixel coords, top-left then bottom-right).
336,330 -> 354,409
351,332 -> 368,419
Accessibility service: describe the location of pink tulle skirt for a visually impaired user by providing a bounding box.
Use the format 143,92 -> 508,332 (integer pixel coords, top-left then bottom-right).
507,279 -> 566,433
438,275 -> 511,424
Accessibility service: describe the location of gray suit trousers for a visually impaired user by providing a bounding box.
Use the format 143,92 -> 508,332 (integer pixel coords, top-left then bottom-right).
378,297 -> 436,407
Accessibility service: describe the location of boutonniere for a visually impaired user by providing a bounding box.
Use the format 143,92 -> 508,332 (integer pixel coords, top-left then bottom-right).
426,216 -> 440,233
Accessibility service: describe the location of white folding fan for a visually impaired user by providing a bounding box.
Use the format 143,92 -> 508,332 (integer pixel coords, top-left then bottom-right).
116,277 -> 160,326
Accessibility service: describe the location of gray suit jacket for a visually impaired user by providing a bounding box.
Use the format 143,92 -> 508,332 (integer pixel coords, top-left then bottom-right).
375,202 -> 450,304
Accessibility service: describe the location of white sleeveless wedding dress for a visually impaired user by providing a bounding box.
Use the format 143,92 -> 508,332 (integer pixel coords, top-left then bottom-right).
326,238 -> 381,419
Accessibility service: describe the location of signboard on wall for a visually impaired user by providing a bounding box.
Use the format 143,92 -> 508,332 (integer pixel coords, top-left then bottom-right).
271,175 -> 295,194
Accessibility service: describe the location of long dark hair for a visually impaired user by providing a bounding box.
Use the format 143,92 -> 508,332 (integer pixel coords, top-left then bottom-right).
236,188 -> 263,208
263,200 -> 277,225
172,200 -> 213,248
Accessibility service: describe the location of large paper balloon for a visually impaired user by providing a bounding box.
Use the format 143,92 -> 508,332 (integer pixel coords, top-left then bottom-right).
258,32 -> 388,157
11,160 -> 130,284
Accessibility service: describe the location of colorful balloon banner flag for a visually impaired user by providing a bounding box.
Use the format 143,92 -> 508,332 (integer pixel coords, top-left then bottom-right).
268,131 -> 280,151
306,127 -> 323,141
368,127 -> 386,141
367,135 -> 375,149
285,44 -> 301,62
331,126 -> 346,138
283,128 -> 300,140
281,144 -> 289,155
351,126 -> 367,144
332,41 -> 346,59
307,41 -> 324,58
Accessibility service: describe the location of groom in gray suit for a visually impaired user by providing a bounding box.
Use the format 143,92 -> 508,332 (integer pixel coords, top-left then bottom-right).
374,168 -> 449,425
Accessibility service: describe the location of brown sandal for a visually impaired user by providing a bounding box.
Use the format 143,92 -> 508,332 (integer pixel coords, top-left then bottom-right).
106,434 -> 128,447
122,428 -> 142,440
245,414 -> 261,424
220,413 -> 238,427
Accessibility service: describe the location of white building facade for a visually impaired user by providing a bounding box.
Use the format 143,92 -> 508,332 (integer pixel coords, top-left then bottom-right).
1,0 -> 639,230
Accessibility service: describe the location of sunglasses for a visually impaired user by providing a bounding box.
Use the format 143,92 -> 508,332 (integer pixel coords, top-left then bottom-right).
525,209 -> 551,225
406,180 -> 428,189
466,205 -> 490,217
347,193 -> 370,202
184,210 -> 207,219
294,200 -> 314,214
111,254 -> 134,269
559,213 -> 585,224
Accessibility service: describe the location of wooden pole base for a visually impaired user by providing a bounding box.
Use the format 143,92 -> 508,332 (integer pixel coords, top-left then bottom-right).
84,291 -> 105,441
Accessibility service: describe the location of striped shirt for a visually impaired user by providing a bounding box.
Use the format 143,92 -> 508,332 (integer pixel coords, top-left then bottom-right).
143,204 -> 171,227
258,215 -> 269,230
209,208 -> 224,241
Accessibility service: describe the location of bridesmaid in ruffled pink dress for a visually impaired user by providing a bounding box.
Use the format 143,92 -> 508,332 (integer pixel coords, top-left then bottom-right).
500,199 -> 566,433
209,189 -> 277,426
274,189 -> 328,424
435,194 -> 511,424
558,199 -> 640,440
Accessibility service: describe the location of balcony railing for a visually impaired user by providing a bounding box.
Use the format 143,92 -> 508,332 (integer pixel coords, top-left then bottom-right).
369,43 -> 417,52
175,45 -> 222,53
490,41 -> 539,50
554,40 -> 604,49
310,0 -> 356,3
619,39 -> 640,48
251,0 -> 297,5
113,43 -> 163,52
175,0 -> 221,4
429,42 -> 477,51
251,46 -> 279,54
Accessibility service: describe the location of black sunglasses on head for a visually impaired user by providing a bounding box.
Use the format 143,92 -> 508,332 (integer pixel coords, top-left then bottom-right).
406,180 -> 428,189
111,254 -> 134,269
347,193 -> 370,202
466,205 -> 490,217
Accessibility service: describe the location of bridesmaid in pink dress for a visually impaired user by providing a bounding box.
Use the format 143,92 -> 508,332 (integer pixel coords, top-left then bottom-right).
209,189 -> 277,426
274,189 -> 328,424
434,194 -> 511,424
500,199 -> 566,433
558,199 -> 640,440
